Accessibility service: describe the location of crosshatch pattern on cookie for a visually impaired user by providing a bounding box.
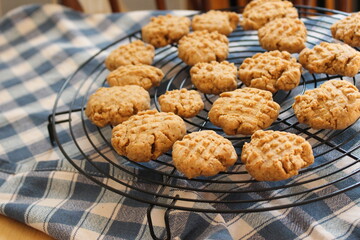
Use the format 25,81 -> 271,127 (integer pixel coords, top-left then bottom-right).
85,85 -> 150,127
111,110 -> 186,162
105,40 -> 155,71
158,88 -> 204,118
172,130 -> 237,179
258,17 -> 307,53
190,61 -> 238,95
177,30 -> 229,66
208,88 -> 280,135
107,65 -> 164,90
241,130 -> 314,181
239,50 -> 302,93
331,12 -> 360,47
192,10 -> 239,36
241,0 -> 298,30
142,14 -> 191,48
293,80 -> 360,130
299,42 -> 360,77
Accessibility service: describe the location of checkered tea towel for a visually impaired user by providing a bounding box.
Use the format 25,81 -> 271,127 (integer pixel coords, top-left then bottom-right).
0,4 -> 359,240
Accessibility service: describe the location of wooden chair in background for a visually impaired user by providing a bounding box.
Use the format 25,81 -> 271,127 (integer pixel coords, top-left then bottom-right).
59,0 -> 167,12
235,0 -> 354,12
205,0 -> 355,12
59,0 -> 356,13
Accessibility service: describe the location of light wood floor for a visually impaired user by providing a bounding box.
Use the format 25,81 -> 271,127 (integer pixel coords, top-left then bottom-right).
0,214 -> 53,240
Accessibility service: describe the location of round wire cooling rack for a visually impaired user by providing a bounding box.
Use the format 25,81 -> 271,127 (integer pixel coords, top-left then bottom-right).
49,5 -> 360,218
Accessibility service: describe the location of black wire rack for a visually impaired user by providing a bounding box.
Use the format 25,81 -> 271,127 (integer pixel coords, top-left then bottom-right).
48,6 -> 360,240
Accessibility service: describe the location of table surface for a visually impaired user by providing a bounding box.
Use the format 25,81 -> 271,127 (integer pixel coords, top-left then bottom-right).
0,3 -> 359,240
0,215 -> 52,240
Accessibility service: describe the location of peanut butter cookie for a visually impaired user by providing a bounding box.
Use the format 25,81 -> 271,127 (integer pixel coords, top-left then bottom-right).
111,110 -> 186,162
242,0 -> 277,11
172,130 -> 237,178
239,50 -> 302,93
178,30 -> 229,66
85,85 -> 150,127
142,14 -> 191,48
241,130 -> 314,181
105,40 -> 155,71
331,12 -> 360,47
107,65 -> 164,90
299,42 -> 360,77
192,10 -> 239,36
158,88 -> 204,118
241,0 -> 298,30
190,61 -> 238,95
293,80 -> 360,129
258,17 -> 307,53
208,88 -> 280,135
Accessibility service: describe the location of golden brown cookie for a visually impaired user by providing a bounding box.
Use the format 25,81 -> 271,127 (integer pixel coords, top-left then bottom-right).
190,61 -> 238,95
111,110 -> 186,162
299,42 -> 360,77
242,0 -> 277,11
85,85 -> 150,127
331,12 -> 360,47
292,80 -> 360,129
238,50 -> 302,93
107,65 -> 164,90
241,130 -> 314,181
241,0 -> 298,30
208,88 -> 280,135
172,130 -> 237,179
177,30 -> 229,66
258,17 -> 307,53
158,88 -> 204,118
192,10 -> 239,36
142,14 -> 191,48
105,40 -> 155,71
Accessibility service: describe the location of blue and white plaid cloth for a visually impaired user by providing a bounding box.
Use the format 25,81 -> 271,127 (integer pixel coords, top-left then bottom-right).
0,4 -> 359,240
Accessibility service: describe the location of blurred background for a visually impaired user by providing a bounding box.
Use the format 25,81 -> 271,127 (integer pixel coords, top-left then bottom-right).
0,0 -> 359,17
